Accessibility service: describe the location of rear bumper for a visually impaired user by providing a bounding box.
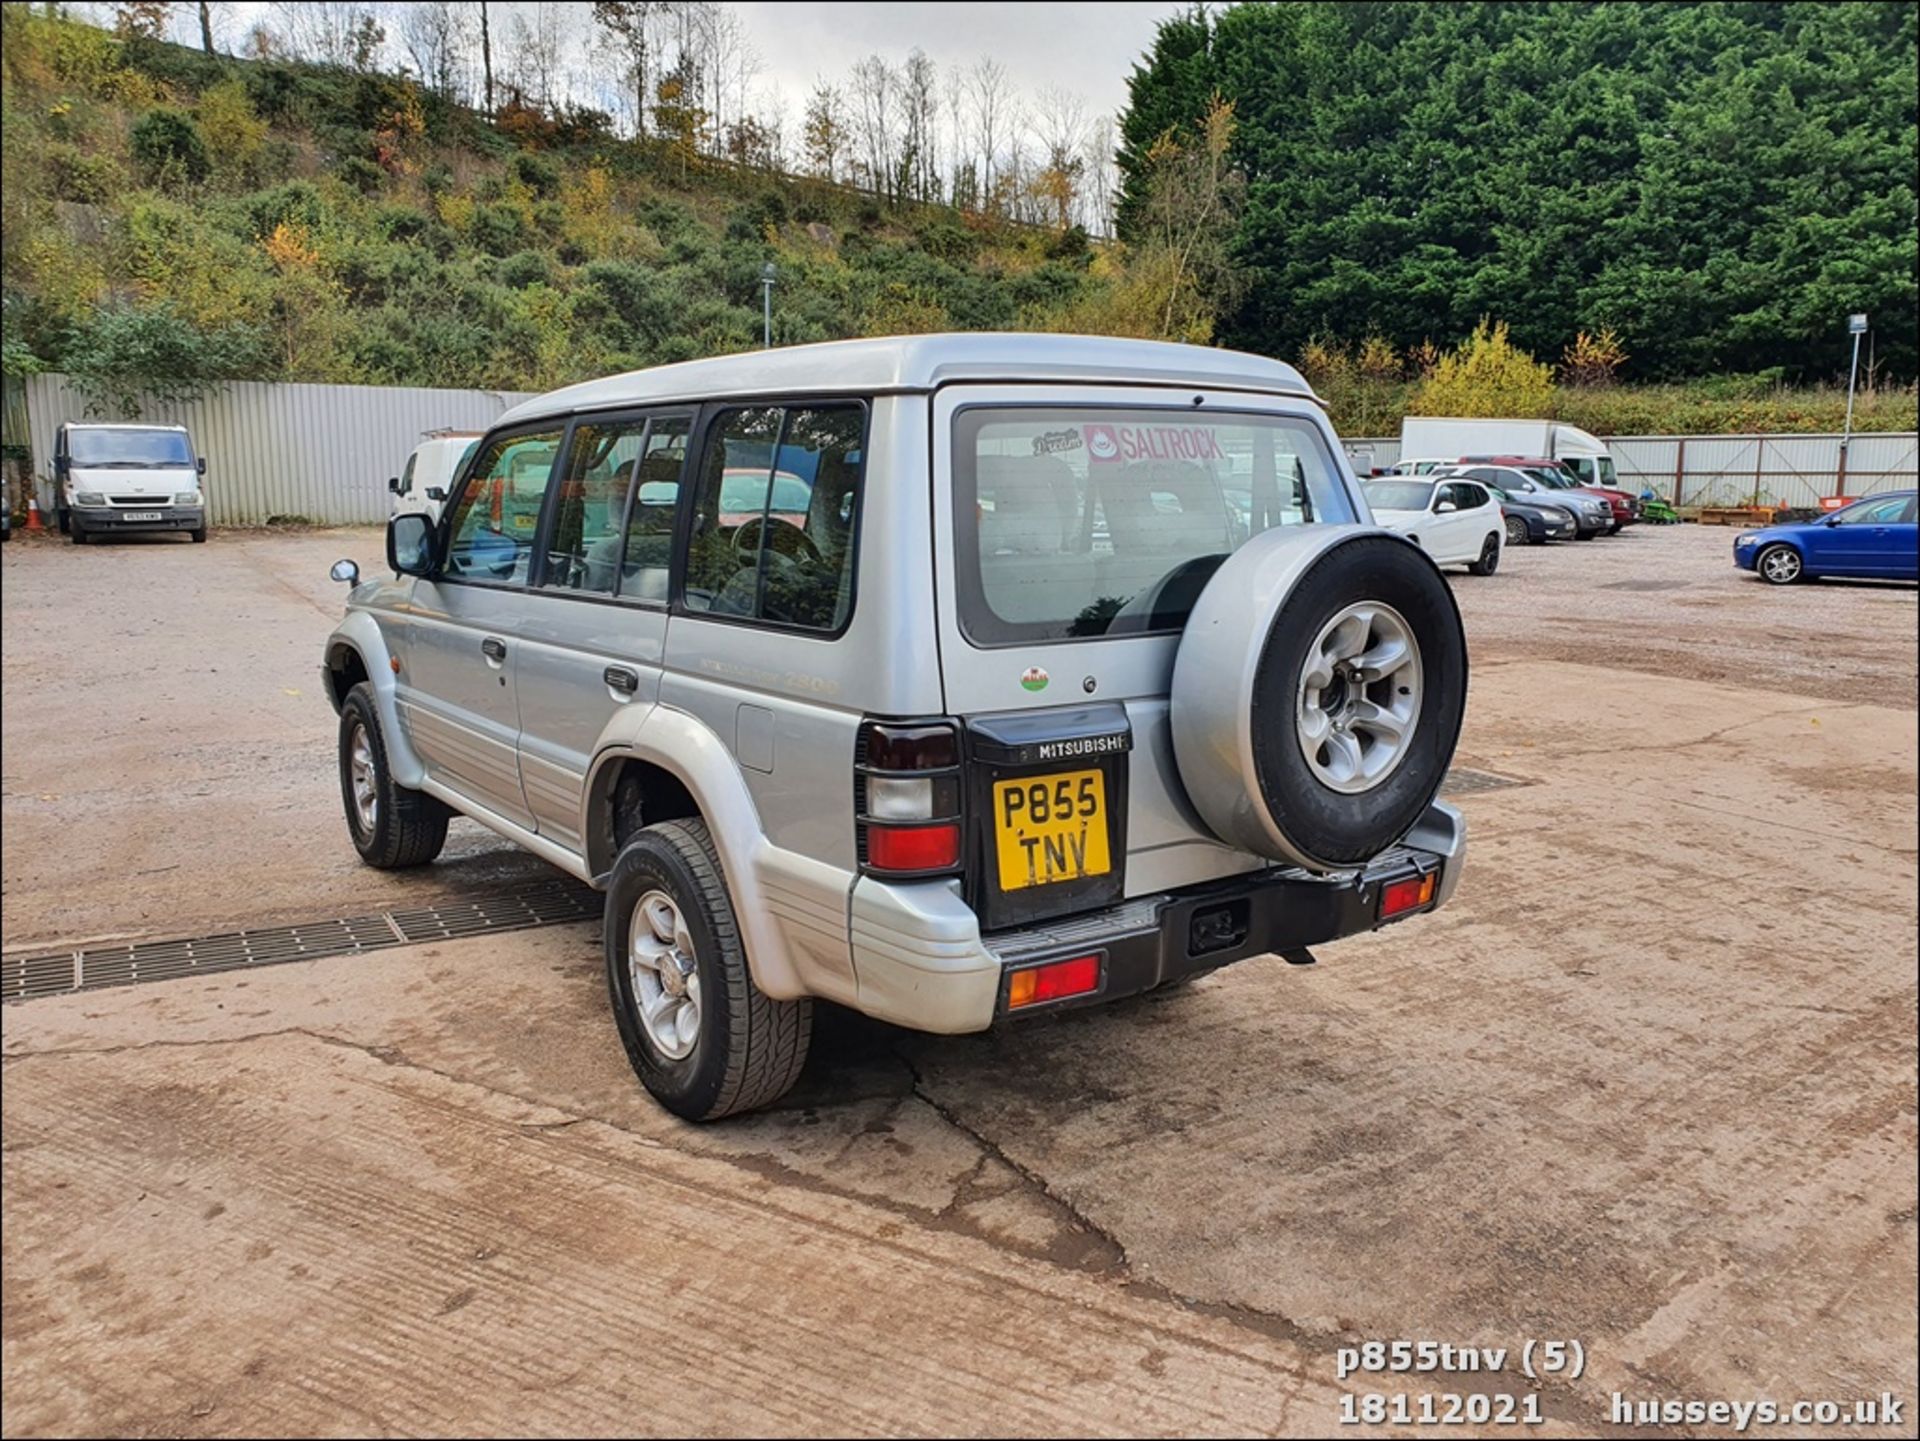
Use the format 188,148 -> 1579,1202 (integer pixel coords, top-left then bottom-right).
72,505 -> 203,533
847,801 -> 1466,1034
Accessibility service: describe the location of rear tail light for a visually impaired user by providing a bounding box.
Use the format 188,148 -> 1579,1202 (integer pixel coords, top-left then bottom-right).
857,719 -> 964,878
1007,953 -> 1102,1010
1379,870 -> 1437,921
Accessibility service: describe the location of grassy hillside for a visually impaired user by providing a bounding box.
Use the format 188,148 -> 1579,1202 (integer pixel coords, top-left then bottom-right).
2,9 -> 1912,438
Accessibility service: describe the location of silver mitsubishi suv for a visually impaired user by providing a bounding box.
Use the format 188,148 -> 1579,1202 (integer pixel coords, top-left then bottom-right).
322,335 -> 1468,1121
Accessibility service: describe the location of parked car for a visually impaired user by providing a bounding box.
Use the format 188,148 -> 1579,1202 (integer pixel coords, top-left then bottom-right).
1460,454 -> 1639,530
1734,490 -> 1918,584
1452,463 -> 1611,539
1475,480 -> 1577,545
1360,476 -> 1506,574
1401,417 -> 1622,490
322,335 -> 1469,1121
54,422 -> 207,544
389,430 -> 483,522
1387,457 -> 1461,476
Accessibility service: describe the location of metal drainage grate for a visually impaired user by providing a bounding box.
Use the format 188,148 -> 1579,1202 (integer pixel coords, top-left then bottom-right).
1442,767 -> 1534,797
3,879 -> 602,1004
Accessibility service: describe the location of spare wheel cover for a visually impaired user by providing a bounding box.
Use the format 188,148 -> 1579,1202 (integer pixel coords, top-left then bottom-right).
1170,527 -> 1467,872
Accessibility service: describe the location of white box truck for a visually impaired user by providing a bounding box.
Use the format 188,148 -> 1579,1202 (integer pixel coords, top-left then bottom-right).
1398,417 -> 1620,488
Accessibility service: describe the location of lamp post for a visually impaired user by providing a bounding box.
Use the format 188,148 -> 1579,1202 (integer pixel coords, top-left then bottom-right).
1840,312 -> 1867,496
760,262 -> 777,349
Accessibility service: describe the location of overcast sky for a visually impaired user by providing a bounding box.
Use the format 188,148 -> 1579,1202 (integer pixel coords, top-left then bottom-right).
101,2 -> 1182,132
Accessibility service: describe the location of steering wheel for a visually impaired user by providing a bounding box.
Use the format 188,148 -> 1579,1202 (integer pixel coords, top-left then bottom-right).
732,516 -> 822,569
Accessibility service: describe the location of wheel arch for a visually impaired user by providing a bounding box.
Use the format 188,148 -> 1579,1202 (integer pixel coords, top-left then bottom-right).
321,612 -> 426,788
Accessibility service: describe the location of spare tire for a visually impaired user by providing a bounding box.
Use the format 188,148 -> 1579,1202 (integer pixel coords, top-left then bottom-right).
1170,527 -> 1466,873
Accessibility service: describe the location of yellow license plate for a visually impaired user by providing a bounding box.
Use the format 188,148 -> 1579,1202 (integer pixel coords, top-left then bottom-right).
992,769 -> 1111,891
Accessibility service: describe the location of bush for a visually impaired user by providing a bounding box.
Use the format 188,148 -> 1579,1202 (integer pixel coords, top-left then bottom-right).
373,204 -> 431,242
469,204 -> 527,256
48,144 -> 117,204
130,108 -> 211,187
245,181 -> 327,241
337,156 -> 384,195
196,78 -> 269,174
510,151 -> 560,198
1412,319 -> 1555,418
421,163 -> 454,196
498,250 -> 552,289
63,302 -> 263,416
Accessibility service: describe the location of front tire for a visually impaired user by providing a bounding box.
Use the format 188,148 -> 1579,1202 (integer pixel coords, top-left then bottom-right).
338,681 -> 450,867
605,818 -> 811,1121
1756,543 -> 1803,585
1504,514 -> 1529,548
57,508 -> 70,535
1467,532 -> 1501,576
190,527 -> 207,543
70,523 -> 87,545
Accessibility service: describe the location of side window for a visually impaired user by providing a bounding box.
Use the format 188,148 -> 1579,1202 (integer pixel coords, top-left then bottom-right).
443,428 -> 562,584
1463,482 -> 1489,509
545,419 -> 646,595
621,416 -> 690,603
1835,495 -> 1912,526
398,454 -> 417,496
1463,467 -> 1500,487
683,403 -> 863,632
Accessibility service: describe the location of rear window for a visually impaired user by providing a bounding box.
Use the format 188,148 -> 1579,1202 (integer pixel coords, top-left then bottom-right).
952,407 -> 1353,644
1363,481 -> 1435,511
68,428 -> 192,467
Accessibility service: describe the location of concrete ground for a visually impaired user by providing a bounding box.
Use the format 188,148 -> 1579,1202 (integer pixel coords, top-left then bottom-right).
3,522 -> 1915,1436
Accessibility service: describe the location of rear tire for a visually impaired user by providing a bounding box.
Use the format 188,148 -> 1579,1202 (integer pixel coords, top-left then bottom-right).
1467,533 -> 1501,576
605,818 -> 812,1121
338,681 -> 450,868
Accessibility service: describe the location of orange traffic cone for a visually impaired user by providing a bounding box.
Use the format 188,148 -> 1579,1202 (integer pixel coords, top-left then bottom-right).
25,496 -> 45,532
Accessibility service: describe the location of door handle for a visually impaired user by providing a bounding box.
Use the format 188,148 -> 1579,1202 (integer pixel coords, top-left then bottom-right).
480,636 -> 507,662
604,665 -> 640,696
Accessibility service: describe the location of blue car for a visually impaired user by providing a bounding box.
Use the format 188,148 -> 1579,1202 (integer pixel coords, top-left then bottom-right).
1734,490 -> 1918,585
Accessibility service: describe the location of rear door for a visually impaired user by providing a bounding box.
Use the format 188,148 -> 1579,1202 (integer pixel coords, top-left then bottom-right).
931,384 -> 1365,910
512,411 -> 692,851
1819,493 -> 1917,576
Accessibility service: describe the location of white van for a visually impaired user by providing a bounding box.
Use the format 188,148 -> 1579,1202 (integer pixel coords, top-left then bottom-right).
55,423 -> 207,544
1398,417 -> 1620,488
389,430 -> 482,522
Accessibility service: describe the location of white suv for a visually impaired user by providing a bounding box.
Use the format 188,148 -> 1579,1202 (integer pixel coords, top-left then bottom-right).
323,336 -> 1469,1120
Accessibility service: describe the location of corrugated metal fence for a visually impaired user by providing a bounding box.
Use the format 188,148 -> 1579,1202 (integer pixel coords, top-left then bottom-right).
21,374 -> 534,526
1344,431 -> 1919,508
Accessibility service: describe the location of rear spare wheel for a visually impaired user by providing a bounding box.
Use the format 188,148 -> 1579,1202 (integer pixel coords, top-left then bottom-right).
1171,528 -> 1466,872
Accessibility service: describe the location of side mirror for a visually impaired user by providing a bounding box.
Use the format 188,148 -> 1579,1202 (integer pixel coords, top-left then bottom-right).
1824,515 -> 1842,527
329,558 -> 360,585
197,457 -> 207,476
387,476 -> 402,494
55,455 -> 69,476
1435,500 -> 1459,514
425,486 -> 446,502
387,512 -> 436,576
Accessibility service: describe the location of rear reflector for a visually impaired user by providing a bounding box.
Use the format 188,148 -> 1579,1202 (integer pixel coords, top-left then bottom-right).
1379,871 -> 1437,920
1007,954 -> 1101,1010
866,822 -> 960,872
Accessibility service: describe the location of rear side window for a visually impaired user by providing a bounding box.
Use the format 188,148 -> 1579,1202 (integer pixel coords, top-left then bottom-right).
952,407 -> 1353,644
682,403 -> 864,633
443,429 -> 562,583
544,418 -> 648,595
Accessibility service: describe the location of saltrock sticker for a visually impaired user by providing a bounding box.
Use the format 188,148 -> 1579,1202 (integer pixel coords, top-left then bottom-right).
1020,666 -> 1049,692
1084,422 -> 1226,464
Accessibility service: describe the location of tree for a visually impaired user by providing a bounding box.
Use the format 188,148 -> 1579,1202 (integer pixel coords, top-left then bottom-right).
1412,320 -> 1556,417
113,2 -> 173,41
802,82 -> 845,182
399,1 -> 466,99
1137,94 -> 1242,337
848,55 -> 897,199
593,1 -> 661,137
651,56 -> 711,178
479,0 -> 494,113
965,57 -> 1011,204
197,1 -> 213,55
64,304 -> 261,418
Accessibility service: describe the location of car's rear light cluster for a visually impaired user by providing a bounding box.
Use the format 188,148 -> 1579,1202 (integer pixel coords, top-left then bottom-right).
1006,953 -> 1102,1010
1378,870 -> 1437,921
855,719 -> 964,878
